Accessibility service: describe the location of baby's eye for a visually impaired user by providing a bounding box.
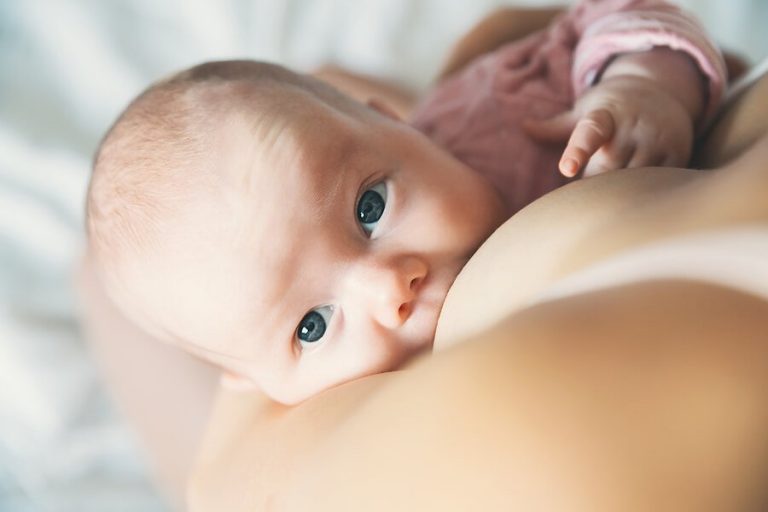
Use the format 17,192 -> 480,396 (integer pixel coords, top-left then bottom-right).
356,181 -> 387,236
296,305 -> 334,348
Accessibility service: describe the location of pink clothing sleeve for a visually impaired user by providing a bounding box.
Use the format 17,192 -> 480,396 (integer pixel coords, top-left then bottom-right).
570,0 -> 727,127
408,0 -> 728,215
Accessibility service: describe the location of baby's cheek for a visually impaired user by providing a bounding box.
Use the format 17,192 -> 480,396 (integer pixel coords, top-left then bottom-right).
418,195 -> 465,242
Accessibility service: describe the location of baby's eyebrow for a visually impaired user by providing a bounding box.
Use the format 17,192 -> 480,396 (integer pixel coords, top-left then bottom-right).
321,131 -> 365,173
309,138 -> 362,215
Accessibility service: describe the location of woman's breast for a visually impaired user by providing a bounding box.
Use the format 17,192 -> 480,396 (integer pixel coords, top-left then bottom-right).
434,166 -> 698,351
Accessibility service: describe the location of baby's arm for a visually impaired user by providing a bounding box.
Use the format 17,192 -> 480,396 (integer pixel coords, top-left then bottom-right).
526,0 -> 727,177
540,48 -> 705,177
76,257 -> 219,507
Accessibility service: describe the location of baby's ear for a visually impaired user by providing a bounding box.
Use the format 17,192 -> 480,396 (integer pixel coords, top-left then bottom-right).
220,371 -> 259,392
367,97 -> 403,122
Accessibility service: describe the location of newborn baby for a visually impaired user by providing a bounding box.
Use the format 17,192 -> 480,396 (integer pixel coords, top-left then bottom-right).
87,0 -> 725,404
87,62 -> 506,404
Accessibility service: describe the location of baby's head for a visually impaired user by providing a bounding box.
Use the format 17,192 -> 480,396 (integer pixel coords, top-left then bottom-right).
87,60 -> 505,404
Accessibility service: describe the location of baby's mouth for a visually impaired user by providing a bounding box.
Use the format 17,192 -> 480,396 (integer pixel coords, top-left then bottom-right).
430,257 -> 473,335
420,264 -> 464,348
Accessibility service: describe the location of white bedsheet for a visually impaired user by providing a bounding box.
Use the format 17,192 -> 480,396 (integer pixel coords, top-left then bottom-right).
0,1 -> 765,511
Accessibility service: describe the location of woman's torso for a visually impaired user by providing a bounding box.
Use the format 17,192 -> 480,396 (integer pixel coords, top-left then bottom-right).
192,157 -> 768,510
190,63 -> 768,512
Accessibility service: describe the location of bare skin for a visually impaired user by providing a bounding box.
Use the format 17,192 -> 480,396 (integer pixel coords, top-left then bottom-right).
269,283 -> 768,512
187,71 -> 768,511
77,260 -> 219,507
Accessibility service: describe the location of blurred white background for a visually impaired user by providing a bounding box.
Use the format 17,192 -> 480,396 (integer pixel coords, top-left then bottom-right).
1,1 -> 766,511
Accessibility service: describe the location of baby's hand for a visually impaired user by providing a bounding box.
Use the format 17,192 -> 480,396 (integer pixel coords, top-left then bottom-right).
525,75 -> 695,178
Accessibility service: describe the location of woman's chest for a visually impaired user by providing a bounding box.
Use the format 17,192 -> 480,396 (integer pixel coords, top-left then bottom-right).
434,167 -> 697,350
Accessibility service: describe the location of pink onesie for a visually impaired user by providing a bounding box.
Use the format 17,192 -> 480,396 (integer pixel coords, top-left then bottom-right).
409,0 -> 727,215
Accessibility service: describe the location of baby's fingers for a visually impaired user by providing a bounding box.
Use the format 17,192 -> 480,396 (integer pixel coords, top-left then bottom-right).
582,141 -> 635,177
560,108 -> 615,177
628,145 -> 688,169
522,111 -> 575,144
626,145 -> 663,169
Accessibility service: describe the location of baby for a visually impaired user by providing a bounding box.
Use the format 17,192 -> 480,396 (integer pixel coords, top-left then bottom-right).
86,0 -> 726,404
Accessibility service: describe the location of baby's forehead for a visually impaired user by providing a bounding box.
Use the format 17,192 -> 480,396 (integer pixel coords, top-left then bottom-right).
216,93 -> 369,201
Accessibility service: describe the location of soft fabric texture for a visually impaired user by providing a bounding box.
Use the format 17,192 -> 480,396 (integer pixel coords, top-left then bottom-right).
410,0 -> 727,215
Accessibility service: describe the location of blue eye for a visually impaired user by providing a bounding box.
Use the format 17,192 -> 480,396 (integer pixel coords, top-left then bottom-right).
296,305 -> 333,347
356,182 -> 387,235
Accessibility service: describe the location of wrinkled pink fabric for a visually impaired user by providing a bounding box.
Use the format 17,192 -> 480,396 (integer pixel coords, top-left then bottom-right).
409,0 -> 726,215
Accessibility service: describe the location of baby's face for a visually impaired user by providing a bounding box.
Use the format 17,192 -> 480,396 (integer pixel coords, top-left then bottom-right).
140,91 -> 505,404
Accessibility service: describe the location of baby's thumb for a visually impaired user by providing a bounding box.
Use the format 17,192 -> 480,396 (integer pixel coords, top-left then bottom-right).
522,111 -> 575,143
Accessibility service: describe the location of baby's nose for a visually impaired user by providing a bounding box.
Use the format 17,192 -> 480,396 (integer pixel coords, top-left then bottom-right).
351,255 -> 427,329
